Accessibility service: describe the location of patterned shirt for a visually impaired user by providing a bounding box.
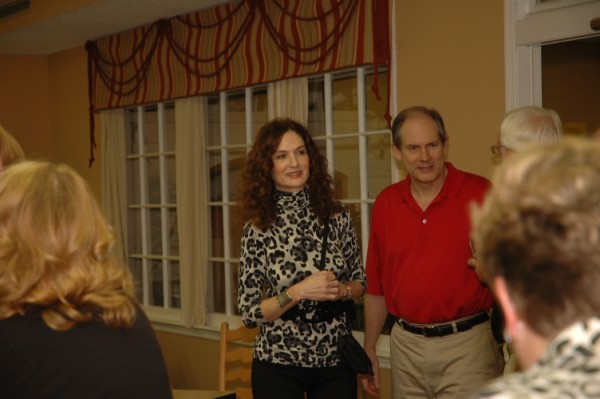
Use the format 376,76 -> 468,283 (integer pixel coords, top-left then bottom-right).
473,317 -> 600,399
238,187 -> 366,367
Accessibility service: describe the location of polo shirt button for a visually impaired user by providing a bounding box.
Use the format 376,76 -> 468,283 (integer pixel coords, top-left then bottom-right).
422,219 -> 427,224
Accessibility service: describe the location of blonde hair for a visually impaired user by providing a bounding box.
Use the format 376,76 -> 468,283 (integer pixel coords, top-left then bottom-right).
0,161 -> 136,331
472,138 -> 600,337
0,125 -> 25,168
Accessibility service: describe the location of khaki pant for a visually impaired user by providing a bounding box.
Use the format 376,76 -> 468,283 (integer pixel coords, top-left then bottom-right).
390,320 -> 504,399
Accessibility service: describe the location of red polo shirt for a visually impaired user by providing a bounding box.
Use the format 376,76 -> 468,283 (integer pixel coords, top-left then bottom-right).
366,163 -> 493,324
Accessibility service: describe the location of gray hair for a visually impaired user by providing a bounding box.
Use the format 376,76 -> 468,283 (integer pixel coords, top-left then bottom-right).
499,106 -> 562,151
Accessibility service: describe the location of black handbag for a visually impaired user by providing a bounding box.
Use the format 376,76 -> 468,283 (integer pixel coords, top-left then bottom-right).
336,331 -> 374,376
319,220 -> 374,376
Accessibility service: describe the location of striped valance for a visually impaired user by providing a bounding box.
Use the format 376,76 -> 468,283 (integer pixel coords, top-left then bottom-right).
85,0 -> 390,164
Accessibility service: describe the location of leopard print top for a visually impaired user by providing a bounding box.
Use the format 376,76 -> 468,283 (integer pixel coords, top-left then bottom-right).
474,316 -> 600,398
238,187 -> 366,367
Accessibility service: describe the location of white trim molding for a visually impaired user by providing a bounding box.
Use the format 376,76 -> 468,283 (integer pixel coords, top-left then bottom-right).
504,0 -> 600,110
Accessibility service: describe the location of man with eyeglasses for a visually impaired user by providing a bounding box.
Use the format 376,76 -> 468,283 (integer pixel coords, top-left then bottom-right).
469,105 -> 563,375
489,106 -> 562,163
470,106 -> 563,281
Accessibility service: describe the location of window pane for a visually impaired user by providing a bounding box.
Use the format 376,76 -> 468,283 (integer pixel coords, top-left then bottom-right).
143,105 -> 160,153
127,108 -> 140,154
333,73 -> 358,135
166,154 -> 176,203
333,137 -> 360,198
150,259 -> 163,306
127,209 -> 142,255
147,156 -> 161,204
253,87 -> 269,134
168,208 -> 179,256
228,149 -> 246,201
210,261 -> 226,313
227,91 -> 246,145
367,134 -> 392,198
208,150 -> 223,201
210,206 -> 224,258
130,258 -> 143,303
170,260 -> 181,308
163,103 -> 176,151
366,71 -> 389,131
230,204 -> 243,259
149,208 -> 163,255
308,77 -> 326,136
126,158 -> 141,204
207,95 -> 221,146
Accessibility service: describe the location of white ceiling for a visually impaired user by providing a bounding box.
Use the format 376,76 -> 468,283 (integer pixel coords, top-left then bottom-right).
0,0 -> 230,55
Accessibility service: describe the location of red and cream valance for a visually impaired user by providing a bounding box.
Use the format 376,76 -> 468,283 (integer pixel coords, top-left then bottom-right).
85,0 -> 390,164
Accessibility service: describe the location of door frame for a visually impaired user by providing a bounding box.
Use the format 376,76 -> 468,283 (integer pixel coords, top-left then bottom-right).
504,0 -> 600,110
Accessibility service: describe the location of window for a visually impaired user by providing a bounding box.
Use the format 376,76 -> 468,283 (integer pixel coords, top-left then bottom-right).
126,103 -> 180,310
125,67 -> 392,332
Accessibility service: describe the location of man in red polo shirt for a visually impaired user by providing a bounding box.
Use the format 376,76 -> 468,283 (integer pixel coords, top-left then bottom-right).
361,106 -> 504,399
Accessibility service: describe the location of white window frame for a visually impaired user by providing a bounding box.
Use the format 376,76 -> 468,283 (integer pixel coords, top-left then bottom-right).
127,103 -> 183,324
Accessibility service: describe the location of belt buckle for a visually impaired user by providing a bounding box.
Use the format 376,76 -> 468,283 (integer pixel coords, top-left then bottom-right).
422,325 -> 438,338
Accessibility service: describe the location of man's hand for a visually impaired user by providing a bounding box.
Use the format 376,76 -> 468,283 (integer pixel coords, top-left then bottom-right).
359,350 -> 380,397
467,257 -> 488,284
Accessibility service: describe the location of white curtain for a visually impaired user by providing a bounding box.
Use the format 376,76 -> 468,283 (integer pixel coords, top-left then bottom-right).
175,96 -> 209,327
100,109 -> 128,268
268,77 -> 309,125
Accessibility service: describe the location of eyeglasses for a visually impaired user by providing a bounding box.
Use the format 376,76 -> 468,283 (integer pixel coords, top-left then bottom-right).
490,143 -> 512,164
490,143 -> 507,156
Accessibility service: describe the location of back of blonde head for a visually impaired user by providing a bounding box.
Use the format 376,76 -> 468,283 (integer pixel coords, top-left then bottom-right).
0,125 -> 25,168
499,106 -> 562,151
0,161 -> 136,331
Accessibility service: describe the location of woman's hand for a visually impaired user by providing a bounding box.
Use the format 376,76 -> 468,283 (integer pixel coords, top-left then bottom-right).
288,270 -> 339,302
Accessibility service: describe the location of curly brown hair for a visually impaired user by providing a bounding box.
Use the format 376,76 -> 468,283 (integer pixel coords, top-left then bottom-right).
240,118 -> 343,230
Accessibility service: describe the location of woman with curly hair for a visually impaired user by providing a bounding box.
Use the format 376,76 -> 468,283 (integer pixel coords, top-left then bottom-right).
238,118 -> 366,399
0,161 -> 172,399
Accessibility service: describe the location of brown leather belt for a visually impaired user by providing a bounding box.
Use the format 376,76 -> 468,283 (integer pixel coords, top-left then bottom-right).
396,312 -> 490,338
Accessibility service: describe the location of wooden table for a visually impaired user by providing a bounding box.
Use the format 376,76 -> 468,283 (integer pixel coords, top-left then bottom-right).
172,389 -> 236,399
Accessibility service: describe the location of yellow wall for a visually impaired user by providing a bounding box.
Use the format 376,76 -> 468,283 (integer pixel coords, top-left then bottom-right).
395,1 -> 505,178
0,1 -> 505,398
0,55 -> 53,158
48,46 -> 102,197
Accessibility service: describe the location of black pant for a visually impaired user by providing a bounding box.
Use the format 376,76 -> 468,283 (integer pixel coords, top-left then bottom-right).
252,359 -> 357,399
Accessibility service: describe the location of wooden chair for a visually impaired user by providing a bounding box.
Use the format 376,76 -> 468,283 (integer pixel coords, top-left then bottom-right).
218,322 -> 259,399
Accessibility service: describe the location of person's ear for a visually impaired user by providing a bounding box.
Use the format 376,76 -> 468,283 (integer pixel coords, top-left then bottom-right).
492,276 -> 519,341
392,144 -> 402,162
443,136 -> 450,156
